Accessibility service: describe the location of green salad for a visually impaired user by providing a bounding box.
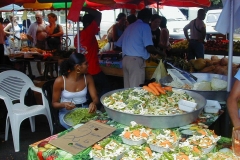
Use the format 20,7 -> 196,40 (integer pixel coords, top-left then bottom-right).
64,108 -> 97,126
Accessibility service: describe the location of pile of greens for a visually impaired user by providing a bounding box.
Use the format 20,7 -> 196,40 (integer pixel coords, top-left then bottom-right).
64,108 -> 97,126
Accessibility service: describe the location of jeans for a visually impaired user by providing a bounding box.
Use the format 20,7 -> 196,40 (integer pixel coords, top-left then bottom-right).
187,40 -> 204,60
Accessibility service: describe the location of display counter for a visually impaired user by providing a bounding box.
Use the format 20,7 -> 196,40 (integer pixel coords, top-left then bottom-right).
99,60 -> 158,80
27,110 -> 233,160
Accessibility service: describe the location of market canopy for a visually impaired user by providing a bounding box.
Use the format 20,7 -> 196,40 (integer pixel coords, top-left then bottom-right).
0,0 -> 35,8
26,0 -> 144,10
159,0 -> 211,7
0,4 -> 24,11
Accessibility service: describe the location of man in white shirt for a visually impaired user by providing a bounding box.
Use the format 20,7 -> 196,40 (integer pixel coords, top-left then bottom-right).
183,9 -> 206,60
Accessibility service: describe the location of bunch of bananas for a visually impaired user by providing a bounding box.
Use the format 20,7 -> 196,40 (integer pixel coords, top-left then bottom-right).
171,40 -> 189,50
98,39 -> 108,49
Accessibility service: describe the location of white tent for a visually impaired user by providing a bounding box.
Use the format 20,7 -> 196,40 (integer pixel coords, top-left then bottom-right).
215,0 -> 240,92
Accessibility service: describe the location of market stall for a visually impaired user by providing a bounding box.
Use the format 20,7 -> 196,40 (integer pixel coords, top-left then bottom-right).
28,109 -> 231,160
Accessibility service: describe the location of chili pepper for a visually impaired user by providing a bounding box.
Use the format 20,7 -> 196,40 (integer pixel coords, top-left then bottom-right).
37,151 -> 44,160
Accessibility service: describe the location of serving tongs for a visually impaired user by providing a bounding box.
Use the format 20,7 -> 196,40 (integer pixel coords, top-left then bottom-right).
165,61 -> 197,83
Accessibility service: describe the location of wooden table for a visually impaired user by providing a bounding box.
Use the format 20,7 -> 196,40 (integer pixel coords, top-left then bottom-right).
9,57 -> 58,80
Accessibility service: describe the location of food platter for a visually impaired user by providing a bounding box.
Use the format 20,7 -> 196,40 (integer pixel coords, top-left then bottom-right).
100,88 -> 206,129
63,108 -> 102,126
159,73 -> 232,102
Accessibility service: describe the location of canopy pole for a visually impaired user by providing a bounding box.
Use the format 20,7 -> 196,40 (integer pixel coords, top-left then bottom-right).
157,0 -> 160,13
77,20 -> 80,53
65,2 -> 68,51
227,0 -> 234,92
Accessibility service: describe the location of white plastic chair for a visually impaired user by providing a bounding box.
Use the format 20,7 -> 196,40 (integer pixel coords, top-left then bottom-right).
0,70 -> 53,152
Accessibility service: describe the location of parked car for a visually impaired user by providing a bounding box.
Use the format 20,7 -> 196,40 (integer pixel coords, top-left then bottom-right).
204,9 -> 222,34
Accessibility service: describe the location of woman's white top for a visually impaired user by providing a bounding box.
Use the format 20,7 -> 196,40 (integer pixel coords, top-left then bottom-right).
60,75 -> 87,104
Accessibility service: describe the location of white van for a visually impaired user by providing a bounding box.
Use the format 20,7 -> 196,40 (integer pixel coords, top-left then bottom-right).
204,9 -> 222,34
153,6 -> 190,40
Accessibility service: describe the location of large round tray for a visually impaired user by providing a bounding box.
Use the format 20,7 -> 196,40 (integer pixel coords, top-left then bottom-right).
100,88 -> 206,129
159,73 -> 231,102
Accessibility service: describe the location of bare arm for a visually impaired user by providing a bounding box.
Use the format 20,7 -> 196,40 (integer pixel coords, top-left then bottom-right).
227,80 -> 240,128
46,24 -> 64,37
3,23 -> 13,35
52,77 -> 75,110
160,29 -> 169,48
112,24 -> 118,42
86,74 -> 99,113
82,7 -> 102,26
200,26 -> 206,42
183,27 -> 190,41
146,45 -> 165,57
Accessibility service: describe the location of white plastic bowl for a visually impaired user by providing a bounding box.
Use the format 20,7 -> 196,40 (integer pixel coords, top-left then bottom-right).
121,137 -> 146,146
178,99 -> 197,112
149,141 -> 179,153
93,152 -> 125,160
202,144 -> 216,154
204,100 -> 221,113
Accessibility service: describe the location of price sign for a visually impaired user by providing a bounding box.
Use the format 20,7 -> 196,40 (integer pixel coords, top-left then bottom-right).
49,120 -> 116,155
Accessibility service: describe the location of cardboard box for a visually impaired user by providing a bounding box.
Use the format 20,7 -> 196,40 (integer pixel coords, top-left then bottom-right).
49,120 -> 116,155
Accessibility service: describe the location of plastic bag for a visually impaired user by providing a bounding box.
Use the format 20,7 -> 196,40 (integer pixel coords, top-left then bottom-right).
151,59 -> 167,81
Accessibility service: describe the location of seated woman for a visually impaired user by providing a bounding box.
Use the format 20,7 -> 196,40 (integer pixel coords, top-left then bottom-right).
52,52 -> 99,129
46,13 -> 63,51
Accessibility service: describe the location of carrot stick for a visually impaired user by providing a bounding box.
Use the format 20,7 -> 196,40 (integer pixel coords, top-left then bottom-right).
156,86 -> 166,94
143,86 -> 157,95
163,86 -> 172,91
151,82 -> 161,87
148,83 -> 160,95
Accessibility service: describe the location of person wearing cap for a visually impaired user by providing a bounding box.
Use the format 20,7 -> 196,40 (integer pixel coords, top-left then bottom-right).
183,9 -> 206,60
115,8 -> 165,88
74,8 -> 110,110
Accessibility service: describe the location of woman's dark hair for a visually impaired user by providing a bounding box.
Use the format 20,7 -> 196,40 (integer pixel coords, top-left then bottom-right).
127,14 -> 137,24
116,13 -> 126,21
48,13 -> 57,21
60,53 -> 86,76
160,16 -> 167,28
151,14 -> 161,22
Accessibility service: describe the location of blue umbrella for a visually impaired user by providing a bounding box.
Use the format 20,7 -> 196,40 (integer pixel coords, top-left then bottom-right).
0,4 -> 24,12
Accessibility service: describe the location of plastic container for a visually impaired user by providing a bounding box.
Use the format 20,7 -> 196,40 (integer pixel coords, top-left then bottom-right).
121,137 -> 146,146
178,99 -> 197,112
93,152 -> 124,160
202,144 -> 216,154
149,141 -> 179,153
204,100 -> 221,113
